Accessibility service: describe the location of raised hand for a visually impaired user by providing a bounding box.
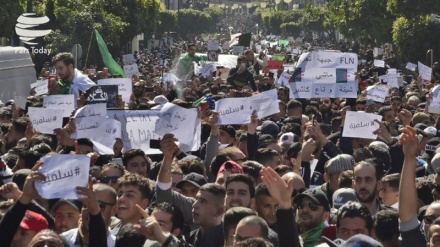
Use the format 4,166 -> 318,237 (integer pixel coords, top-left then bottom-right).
133,204 -> 170,244
260,167 -> 294,209
19,161 -> 45,205
0,182 -> 22,201
76,177 -> 100,215
400,126 -> 418,158
160,134 -> 178,158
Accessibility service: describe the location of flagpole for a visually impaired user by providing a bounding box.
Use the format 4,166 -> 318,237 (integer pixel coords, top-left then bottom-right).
84,29 -> 95,69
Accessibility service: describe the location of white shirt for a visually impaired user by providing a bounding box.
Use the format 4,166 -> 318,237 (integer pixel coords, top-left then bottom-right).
61,227 -> 115,247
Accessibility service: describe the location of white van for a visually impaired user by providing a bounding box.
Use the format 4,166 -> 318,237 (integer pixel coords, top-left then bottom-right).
0,46 -> 36,102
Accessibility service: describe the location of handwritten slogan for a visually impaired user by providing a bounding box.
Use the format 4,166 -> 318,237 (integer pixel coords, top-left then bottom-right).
155,103 -> 198,151
290,81 -> 358,99
250,89 -> 279,118
123,64 -> 139,78
43,94 -> 75,117
98,78 -> 133,103
28,107 -> 64,134
296,51 -> 358,70
215,98 -> 252,125
342,111 -> 382,139
72,103 -> 107,139
366,85 -> 389,103
418,61 -> 432,81
35,154 -> 90,199
31,79 -> 48,96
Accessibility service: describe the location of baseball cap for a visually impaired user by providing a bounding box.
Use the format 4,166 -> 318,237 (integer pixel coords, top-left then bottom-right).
176,172 -> 207,189
425,126 -> 438,137
51,199 -> 82,213
421,137 -> 440,160
322,234 -> 383,247
20,210 -> 49,233
217,161 -> 244,175
332,188 -> 357,209
294,188 -> 331,211
278,132 -> 299,144
256,121 -> 279,137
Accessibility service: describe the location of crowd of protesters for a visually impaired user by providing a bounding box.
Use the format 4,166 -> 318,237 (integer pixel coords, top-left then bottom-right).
1,11 -> 440,247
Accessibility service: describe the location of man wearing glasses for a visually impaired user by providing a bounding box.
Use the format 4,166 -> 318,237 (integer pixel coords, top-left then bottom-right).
61,183 -> 117,247
293,188 -> 330,247
176,43 -> 201,78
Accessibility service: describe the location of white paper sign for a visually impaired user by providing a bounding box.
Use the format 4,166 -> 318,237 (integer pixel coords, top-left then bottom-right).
300,68 -> 356,83
275,71 -> 291,87
197,63 -> 217,78
379,74 -> 399,88
43,95 -> 75,117
312,83 -> 336,98
418,61 -> 432,81
28,107 -> 64,134
232,46 -> 245,55
289,82 -> 313,99
161,73 -> 180,86
122,54 -> 136,65
35,154 -> 90,199
406,62 -> 417,71
98,78 -> 133,103
92,118 -> 122,151
335,82 -> 358,98
366,85 -> 389,103
73,104 -> 107,139
123,64 -> 139,78
374,47 -> 383,56
374,59 -> 385,68
207,40 -> 220,51
31,79 -> 49,96
342,111 -> 382,139
296,51 -> 358,71
14,96 -> 27,110
154,103 -> 198,151
215,98 -> 252,125
250,90 -> 279,119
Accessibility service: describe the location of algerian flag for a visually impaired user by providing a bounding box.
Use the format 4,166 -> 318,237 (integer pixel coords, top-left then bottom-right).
95,30 -> 126,77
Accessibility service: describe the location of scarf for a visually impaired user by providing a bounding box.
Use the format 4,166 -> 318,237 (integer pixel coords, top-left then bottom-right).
301,221 -> 326,247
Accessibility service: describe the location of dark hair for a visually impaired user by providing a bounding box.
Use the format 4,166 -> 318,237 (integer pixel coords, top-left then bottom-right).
226,174 -> 255,198
12,117 -> 30,134
255,148 -> 279,166
153,202 -> 184,232
199,183 -> 226,201
338,170 -> 353,188
255,183 -> 271,200
178,159 -> 205,176
336,201 -> 373,232
77,138 -> 93,150
122,149 -> 150,173
352,148 -> 373,163
354,158 -> 385,180
210,155 -> 231,179
286,99 -> 302,111
378,106 -> 393,117
115,223 -> 146,247
241,161 -> 263,183
274,165 -> 293,176
235,238 -> 274,247
374,209 -> 399,242
258,139 -> 278,149
368,145 -> 391,171
52,52 -> 74,67
280,123 -> 302,139
28,134 -> 57,151
286,142 -> 302,159
416,179 -> 434,206
223,207 -> 256,241
118,173 -> 151,200
381,173 -> 400,191
18,150 -> 42,169
101,163 -> 125,176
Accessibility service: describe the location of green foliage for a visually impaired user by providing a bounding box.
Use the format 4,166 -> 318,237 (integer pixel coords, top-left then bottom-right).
177,9 -> 212,35
387,0 -> 440,19
157,10 -> 178,33
0,0 -> 25,38
259,10 -> 302,34
392,15 -> 440,62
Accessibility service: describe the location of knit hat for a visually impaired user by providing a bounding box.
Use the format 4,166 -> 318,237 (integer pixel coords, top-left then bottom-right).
412,112 -> 430,126
325,154 -> 355,175
219,125 -> 236,138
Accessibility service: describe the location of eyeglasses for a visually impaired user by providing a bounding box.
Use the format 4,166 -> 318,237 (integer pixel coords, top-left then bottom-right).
99,176 -> 120,183
424,214 -> 438,225
297,201 -> 319,211
98,200 -> 115,210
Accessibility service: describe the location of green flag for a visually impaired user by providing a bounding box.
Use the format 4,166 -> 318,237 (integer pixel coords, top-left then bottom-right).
95,29 -> 126,77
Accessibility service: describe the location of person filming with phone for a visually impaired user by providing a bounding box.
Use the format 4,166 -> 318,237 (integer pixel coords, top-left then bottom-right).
227,55 -> 257,92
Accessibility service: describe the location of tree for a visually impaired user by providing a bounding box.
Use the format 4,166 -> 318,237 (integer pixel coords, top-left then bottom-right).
392,16 -> 440,63
0,0 -> 25,39
387,0 -> 440,19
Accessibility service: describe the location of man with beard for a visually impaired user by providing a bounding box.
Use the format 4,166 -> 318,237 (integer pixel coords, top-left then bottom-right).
352,158 -> 386,217
2,117 -> 29,152
293,188 -> 330,247
317,98 -> 340,125
51,53 -> 95,101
